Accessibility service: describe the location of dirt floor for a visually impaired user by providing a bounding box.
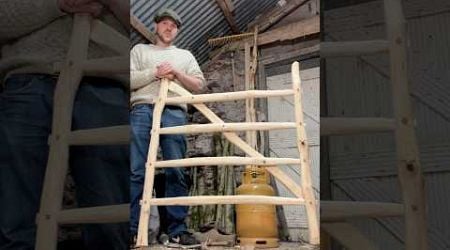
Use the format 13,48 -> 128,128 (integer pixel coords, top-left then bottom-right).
144,242 -> 318,249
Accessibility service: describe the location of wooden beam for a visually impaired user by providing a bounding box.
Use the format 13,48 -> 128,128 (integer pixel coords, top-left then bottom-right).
155,157 -> 301,168
131,15 -> 156,44
248,0 -> 310,32
321,40 -> 389,57
215,0 -> 240,33
136,79 -> 169,247
292,61 -> 320,245
321,117 -> 395,136
68,125 -> 129,145
321,201 -> 403,221
151,195 -> 304,206
257,15 -> 319,46
384,0 -> 428,249
165,89 -> 294,105
57,204 -> 129,224
209,16 -> 319,60
159,122 -> 297,134
168,82 -> 304,199
35,14 -> 92,250
90,20 -> 129,55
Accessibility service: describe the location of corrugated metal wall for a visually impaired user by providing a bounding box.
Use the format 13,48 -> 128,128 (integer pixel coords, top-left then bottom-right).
130,0 -> 279,64
324,0 -> 450,248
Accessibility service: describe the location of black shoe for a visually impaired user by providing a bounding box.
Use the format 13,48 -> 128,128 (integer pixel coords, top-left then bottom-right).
170,232 -> 201,247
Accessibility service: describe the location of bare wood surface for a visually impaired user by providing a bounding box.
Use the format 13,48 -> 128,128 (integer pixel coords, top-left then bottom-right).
165,89 -> 294,104
68,125 -> 129,145
159,122 -> 296,134
155,157 -> 301,168
131,14 -> 156,44
292,62 -> 319,245
321,201 -> 403,221
35,14 -> 92,250
248,0 -> 310,32
384,0 -> 428,249
168,83 -> 304,199
215,0 -> 239,33
90,19 -> 129,54
136,79 -> 169,247
320,40 -> 388,57
321,117 -> 395,135
150,195 -> 304,206
58,204 -> 128,224
210,16 -> 319,61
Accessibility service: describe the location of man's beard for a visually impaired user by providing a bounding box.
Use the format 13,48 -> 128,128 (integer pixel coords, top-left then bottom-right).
156,30 -> 174,44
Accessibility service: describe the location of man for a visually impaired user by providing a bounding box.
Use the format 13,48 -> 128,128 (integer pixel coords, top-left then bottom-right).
130,9 -> 205,247
0,0 -> 130,249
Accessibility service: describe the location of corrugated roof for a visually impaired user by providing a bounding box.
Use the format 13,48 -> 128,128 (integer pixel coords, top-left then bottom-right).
131,0 -> 280,64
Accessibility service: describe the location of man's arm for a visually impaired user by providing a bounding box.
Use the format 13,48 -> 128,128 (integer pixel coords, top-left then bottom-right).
130,44 -> 157,91
0,0 -> 64,42
172,69 -> 204,92
0,0 -> 103,42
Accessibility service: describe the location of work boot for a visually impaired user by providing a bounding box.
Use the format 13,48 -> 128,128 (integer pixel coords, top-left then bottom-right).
170,232 -> 201,248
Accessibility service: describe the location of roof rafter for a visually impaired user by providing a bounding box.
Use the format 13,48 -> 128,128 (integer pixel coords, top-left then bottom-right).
131,15 -> 156,44
215,0 -> 240,33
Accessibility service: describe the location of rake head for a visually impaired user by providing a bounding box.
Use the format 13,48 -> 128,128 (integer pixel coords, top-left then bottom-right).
208,32 -> 254,47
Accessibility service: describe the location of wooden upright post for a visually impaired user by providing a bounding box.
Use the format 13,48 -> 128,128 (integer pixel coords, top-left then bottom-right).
291,62 -> 320,244
384,0 -> 428,249
35,14 -> 92,250
136,79 -> 170,247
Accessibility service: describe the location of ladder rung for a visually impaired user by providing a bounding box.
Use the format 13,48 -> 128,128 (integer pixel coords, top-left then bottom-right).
53,56 -> 129,74
154,157 -> 301,168
159,122 -> 296,134
90,20 -> 129,55
321,201 -> 403,221
83,56 -> 129,74
321,117 -> 395,136
165,89 -> 294,104
57,204 -> 128,224
69,125 -> 129,145
148,195 -> 304,206
321,40 -> 389,57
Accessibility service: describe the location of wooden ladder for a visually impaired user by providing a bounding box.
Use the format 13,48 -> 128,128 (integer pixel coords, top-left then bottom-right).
35,14 -> 130,250
320,0 -> 428,249
135,61 -> 320,248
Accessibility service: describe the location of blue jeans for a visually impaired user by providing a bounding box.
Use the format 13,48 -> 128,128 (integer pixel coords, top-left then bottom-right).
130,104 -> 190,238
0,74 -> 130,250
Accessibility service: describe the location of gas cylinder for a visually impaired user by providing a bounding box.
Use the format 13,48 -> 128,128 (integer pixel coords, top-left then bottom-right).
236,168 -> 279,248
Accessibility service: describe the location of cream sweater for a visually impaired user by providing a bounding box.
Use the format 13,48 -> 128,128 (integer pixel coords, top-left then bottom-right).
130,43 -> 205,108
0,0 -> 127,82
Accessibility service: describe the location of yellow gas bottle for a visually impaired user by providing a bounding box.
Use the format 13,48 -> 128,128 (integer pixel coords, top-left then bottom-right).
236,168 -> 279,248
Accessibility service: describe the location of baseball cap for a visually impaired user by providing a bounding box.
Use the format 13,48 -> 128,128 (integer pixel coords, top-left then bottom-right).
154,9 -> 182,28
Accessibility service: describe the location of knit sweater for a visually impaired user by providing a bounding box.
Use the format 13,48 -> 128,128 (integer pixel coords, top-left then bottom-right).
0,0 -> 127,82
130,43 -> 205,109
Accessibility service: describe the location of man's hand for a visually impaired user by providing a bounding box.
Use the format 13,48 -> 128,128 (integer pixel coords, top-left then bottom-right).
58,0 -> 103,17
155,62 -> 179,80
155,62 -> 203,92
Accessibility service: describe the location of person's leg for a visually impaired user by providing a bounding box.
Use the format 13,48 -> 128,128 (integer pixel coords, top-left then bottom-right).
159,107 -> 190,238
129,104 -> 153,238
70,77 -> 130,250
0,74 -> 54,250
154,173 -> 168,235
